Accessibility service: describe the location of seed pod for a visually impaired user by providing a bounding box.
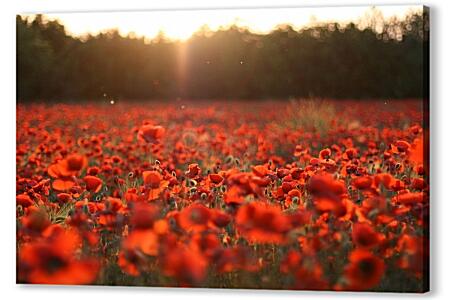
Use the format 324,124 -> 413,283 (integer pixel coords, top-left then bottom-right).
169,217 -> 177,229
55,216 -> 66,223
225,156 -> 233,164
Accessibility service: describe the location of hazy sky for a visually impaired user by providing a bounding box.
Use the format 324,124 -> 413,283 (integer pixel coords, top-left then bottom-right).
25,5 -> 422,41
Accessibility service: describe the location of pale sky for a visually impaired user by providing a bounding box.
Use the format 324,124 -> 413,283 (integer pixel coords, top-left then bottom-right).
24,5 -> 422,41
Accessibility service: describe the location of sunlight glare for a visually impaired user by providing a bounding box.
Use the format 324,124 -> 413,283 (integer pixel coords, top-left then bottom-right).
25,5 -> 422,41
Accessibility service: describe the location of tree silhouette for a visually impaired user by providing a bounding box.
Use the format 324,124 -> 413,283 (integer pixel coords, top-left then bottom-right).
16,10 -> 429,102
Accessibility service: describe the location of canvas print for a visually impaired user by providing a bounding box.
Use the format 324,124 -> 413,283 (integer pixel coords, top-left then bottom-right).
16,5 -> 429,292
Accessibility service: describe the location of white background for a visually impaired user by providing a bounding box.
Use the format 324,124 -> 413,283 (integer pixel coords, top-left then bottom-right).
1,0 -> 448,299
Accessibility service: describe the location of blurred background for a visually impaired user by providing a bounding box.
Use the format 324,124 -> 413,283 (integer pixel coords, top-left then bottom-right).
16,5 -> 428,102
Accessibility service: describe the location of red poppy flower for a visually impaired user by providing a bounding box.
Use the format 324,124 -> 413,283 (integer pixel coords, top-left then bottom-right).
235,202 -> 291,244
87,166 -> 100,176
319,148 -> 331,159
17,194 -> 34,207
142,170 -> 162,188
210,209 -> 231,228
394,140 -> 411,152
124,188 -> 139,202
409,135 -> 425,166
137,124 -> 165,143
251,165 -> 269,177
294,145 -> 304,157
51,179 -> 75,192
209,173 -> 224,184
396,192 -> 425,205
153,219 -> 169,235
374,173 -> 393,189
411,178 -> 425,190
129,202 -> 160,229
122,229 -> 159,256
396,234 -> 426,276
224,185 -> 246,205
48,154 -> 87,178
185,163 -> 201,178
309,157 -> 321,166
281,181 -> 295,193
18,229 -> 99,284
178,203 -> 211,232
141,171 -> 169,201
288,209 -> 312,227
352,222 -> 381,248
161,244 -> 208,286
343,148 -> 358,160
345,249 -> 385,290
189,232 -> 221,258
276,168 -> 290,178
352,176 -> 373,190
308,173 -> 346,200
56,193 -> 72,204
83,175 -> 103,192
313,197 -> 347,217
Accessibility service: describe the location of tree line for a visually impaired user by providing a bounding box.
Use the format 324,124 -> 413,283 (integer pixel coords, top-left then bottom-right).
16,10 -> 429,102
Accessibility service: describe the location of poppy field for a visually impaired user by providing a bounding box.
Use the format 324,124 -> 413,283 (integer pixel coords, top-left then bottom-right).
16,99 -> 429,292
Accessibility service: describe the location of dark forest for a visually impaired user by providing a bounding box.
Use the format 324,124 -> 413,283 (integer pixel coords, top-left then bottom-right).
17,11 -> 428,101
